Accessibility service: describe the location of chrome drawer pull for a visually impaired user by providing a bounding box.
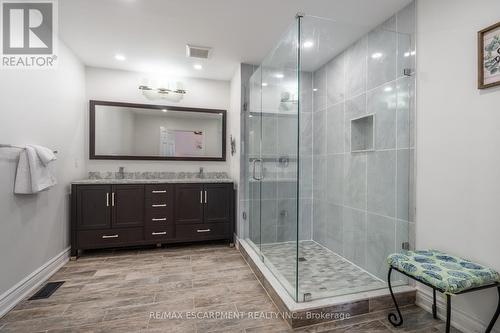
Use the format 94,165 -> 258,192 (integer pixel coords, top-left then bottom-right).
152,218 -> 167,221
102,234 -> 118,239
197,229 -> 211,233
152,190 -> 167,193
152,204 -> 167,207
152,232 -> 167,235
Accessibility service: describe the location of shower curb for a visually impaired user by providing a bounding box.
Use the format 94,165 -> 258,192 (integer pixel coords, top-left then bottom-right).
238,239 -> 416,328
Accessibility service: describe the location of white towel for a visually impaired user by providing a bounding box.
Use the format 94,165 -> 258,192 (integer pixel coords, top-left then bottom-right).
31,144 -> 56,166
14,145 -> 57,194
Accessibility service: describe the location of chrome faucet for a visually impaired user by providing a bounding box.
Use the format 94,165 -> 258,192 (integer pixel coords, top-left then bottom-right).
118,166 -> 125,179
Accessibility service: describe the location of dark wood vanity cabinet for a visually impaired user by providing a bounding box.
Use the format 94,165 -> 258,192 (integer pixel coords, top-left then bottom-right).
71,182 -> 234,257
175,184 -> 204,224
76,185 -> 111,230
175,184 -> 233,241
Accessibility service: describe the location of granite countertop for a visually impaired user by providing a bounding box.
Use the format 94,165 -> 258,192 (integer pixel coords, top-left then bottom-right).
72,171 -> 233,185
72,178 -> 234,184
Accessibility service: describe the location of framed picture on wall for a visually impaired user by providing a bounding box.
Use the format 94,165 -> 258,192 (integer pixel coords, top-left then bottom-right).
478,21 -> 500,89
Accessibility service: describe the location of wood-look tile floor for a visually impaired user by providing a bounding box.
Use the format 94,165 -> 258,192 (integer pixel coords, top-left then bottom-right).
0,243 -> 461,333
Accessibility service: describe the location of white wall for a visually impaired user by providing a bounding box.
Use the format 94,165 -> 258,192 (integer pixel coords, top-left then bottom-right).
417,0 -> 500,331
85,67 -> 231,173
0,42 -> 86,298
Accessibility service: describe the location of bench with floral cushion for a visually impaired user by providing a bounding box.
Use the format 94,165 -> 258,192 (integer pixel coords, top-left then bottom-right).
387,250 -> 500,333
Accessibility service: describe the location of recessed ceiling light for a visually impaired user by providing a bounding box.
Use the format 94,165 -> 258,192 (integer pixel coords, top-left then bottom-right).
262,82 -> 268,87
275,73 -> 284,79
303,40 -> 314,48
114,54 -> 126,61
193,64 -> 203,70
162,109 -> 168,113
371,52 -> 383,59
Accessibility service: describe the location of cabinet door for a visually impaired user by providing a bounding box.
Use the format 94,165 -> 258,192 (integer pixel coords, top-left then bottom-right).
77,185 -> 111,230
204,184 -> 231,223
175,184 -> 204,224
112,185 -> 145,228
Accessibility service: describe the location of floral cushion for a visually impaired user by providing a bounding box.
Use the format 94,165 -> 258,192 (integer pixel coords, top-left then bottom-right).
388,250 -> 500,294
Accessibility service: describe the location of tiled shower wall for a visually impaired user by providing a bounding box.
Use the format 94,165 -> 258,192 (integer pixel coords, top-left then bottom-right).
310,2 -> 416,280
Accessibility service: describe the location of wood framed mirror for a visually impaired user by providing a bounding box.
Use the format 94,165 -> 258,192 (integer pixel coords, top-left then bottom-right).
90,100 -> 226,161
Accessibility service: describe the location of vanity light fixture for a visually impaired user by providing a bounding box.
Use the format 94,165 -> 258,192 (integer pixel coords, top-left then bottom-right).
114,54 -> 126,61
139,79 -> 187,102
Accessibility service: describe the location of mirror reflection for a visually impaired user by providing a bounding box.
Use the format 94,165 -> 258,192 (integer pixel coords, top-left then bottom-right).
92,102 -> 225,160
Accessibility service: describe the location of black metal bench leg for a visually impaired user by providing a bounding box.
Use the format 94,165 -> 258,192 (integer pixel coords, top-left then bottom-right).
432,288 -> 438,319
446,294 -> 451,333
486,286 -> 500,333
387,267 -> 404,327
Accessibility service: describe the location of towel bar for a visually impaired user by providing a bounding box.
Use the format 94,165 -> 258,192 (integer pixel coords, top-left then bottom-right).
0,144 -> 58,154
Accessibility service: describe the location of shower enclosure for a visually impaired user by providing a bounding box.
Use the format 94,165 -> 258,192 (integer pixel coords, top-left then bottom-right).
241,2 -> 416,303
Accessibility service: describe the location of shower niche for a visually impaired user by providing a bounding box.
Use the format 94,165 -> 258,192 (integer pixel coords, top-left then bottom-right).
351,114 -> 374,152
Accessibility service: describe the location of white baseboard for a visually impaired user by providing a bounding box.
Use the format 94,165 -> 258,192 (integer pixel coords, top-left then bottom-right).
0,247 -> 70,318
416,287 -> 500,333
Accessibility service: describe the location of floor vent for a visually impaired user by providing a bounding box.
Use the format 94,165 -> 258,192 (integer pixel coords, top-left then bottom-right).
298,257 -> 307,262
29,281 -> 64,300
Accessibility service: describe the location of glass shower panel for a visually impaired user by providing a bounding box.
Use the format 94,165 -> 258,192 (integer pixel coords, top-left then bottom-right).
260,21 -> 300,301
242,0 -> 415,303
244,19 -> 300,301
247,68 -> 263,254
297,4 -> 415,301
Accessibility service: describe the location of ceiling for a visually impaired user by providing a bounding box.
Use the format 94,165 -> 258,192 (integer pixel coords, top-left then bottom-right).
59,0 -> 412,81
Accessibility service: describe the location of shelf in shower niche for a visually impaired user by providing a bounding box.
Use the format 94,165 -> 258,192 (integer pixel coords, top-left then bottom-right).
350,114 -> 375,153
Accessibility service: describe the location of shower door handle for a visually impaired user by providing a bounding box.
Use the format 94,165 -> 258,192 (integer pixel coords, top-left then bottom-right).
252,158 -> 263,181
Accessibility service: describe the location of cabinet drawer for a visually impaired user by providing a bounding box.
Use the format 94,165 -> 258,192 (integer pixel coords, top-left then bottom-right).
146,185 -> 171,201
77,228 -> 143,248
176,223 -> 230,240
145,184 -> 173,227
146,214 -> 171,228
144,226 -> 174,241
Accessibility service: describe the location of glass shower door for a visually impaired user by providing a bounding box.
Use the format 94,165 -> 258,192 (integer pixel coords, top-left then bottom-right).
247,68 -> 263,254
245,19 -> 301,301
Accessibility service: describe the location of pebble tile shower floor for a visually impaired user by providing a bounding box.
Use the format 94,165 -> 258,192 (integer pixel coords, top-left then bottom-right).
0,243 -> 459,332
260,241 -> 387,300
